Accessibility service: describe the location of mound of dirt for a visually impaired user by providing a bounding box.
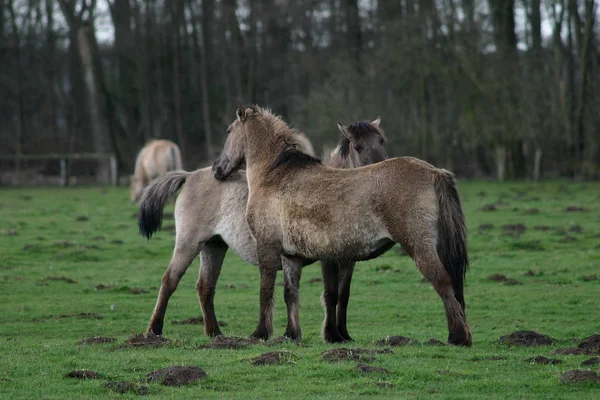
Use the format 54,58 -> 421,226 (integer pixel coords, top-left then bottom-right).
559,370 -> 599,384
65,370 -> 101,379
478,223 -> 494,232
94,283 -> 115,291
564,206 -> 588,212
526,356 -> 561,365
322,348 -> 392,363
128,287 -> 149,295
487,275 -> 522,285
501,223 -> 527,237
78,336 -> 117,345
568,225 -> 584,233
477,204 -> 497,212
172,317 -> 204,325
581,357 -> 600,367
578,334 -> 600,354
203,336 -> 260,349
147,366 -> 206,386
375,336 -> 417,347
41,276 -> 77,284
553,347 -> 588,355
250,351 -> 296,366
499,331 -> 553,346
124,333 -> 171,348
423,339 -> 446,346
356,363 -> 390,374
581,274 -> 597,282
104,381 -> 149,395
524,270 -> 536,277
75,215 -> 89,222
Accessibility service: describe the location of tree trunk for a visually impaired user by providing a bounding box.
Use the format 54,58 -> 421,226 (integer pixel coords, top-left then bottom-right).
495,145 -> 507,181
77,23 -> 112,182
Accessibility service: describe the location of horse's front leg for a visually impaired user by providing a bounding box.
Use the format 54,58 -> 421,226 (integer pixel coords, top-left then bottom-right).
197,239 -> 228,337
282,255 -> 304,341
250,248 -> 279,340
336,262 -> 356,341
321,261 -> 346,343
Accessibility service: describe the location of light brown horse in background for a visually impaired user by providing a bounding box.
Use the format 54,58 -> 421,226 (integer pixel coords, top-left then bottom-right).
130,139 -> 183,202
139,121 -> 387,339
212,105 -> 471,346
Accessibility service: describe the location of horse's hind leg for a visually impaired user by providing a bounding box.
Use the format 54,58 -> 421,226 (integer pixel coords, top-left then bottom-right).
321,261 -> 346,343
282,255 -> 304,341
197,239 -> 228,337
411,245 -> 471,346
336,262 -> 356,341
250,247 -> 280,340
148,240 -> 201,335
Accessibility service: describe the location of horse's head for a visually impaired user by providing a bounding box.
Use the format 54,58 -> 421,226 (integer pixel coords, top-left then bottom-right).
130,175 -> 144,202
336,117 -> 387,166
213,105 -> 257,180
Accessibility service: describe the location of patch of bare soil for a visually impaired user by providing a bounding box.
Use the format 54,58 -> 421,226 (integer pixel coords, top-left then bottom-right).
581,274 -> 597,282
499,331 -> 553,346
533,225 -> 552,231
41,276 -> 77,284
375,336 -> 417,347
322,348 -> 392,363
523,208 -> 539,215
356,363 -> 390,374
553,347 -> 587,355
104,381 -> 149,395
75,215 -> 89,222
526,356 -> 562,365
478,223 -> 494,232
370,382 -> 396,389
581,357 -> 600,367
78,337 -> 117,345
560,370 -> 599,384
477,204 -> 497,212
147,366 -> 206,386
123,333 -> 171,348
203,336 -> 260,349
557,235 -> 578,243
250,351 -> 296,366
501,224 -> 527,237
171,316 -> 228,326
65,370 -> 101,379
564,206 -> 588,212
423,339 -> 446,346
578,334 -> 600,354
128,287 -> 149,295
568,225 -> 584,233
94,283 -> 115,291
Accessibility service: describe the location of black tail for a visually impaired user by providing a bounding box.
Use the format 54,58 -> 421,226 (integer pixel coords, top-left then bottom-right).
433,171 -> 469,309
138,170 -> 189,239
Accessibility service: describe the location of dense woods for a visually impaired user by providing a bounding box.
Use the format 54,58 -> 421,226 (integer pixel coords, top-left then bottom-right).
0,0 -> 598,182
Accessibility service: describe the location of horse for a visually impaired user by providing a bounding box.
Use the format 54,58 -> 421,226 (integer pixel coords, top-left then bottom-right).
139,121 -> 387,339
130,139 -> 183,202
212,105 -> 471,346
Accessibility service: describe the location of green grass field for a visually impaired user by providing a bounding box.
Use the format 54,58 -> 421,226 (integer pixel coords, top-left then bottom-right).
1,181 -> 599,399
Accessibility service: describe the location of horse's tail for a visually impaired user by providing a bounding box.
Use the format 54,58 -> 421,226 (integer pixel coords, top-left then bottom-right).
138,170 -> 189,239
433,170 -> 469,309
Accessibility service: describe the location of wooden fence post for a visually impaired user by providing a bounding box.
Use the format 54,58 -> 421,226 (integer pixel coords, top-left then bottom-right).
60,158 -> 68,187
109,155 -> 118,186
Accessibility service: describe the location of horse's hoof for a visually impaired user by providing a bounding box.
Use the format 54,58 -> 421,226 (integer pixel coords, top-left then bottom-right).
250,328 -> 271,341
323,331 -> 347,343
283,330 -> 302,343
448,331 -> 472,347
205,328 -> 223,337
147,326 -> 162,336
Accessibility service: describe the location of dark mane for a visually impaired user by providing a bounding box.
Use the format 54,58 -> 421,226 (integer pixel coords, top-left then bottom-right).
270,149 -> 322,171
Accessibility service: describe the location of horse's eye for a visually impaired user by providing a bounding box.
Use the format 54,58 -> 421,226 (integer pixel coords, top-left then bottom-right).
355,145 -> 363,153
227,127 -> 232,134
379,138 -> 384,145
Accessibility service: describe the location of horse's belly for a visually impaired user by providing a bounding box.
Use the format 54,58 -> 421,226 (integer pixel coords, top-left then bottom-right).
215,219 -> 258,266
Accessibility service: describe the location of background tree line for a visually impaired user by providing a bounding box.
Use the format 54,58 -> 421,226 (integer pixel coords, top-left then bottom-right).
0,0 -> 598,182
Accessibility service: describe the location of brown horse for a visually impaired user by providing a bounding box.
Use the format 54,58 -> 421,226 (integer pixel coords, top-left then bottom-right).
139,121 -> 387,339
130,139 -> 183,202
212,105 -> 471,346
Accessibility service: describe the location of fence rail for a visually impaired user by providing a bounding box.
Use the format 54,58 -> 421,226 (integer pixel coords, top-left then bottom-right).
0,153 -> 118,186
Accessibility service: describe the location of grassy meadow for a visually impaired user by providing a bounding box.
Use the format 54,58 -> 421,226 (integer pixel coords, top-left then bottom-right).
0,181 -> 599,399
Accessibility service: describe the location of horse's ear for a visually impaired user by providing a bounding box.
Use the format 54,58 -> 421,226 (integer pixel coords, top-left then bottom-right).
371,116 -> 381,129
236,105 -> 247,122
337,122 -> 351,140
